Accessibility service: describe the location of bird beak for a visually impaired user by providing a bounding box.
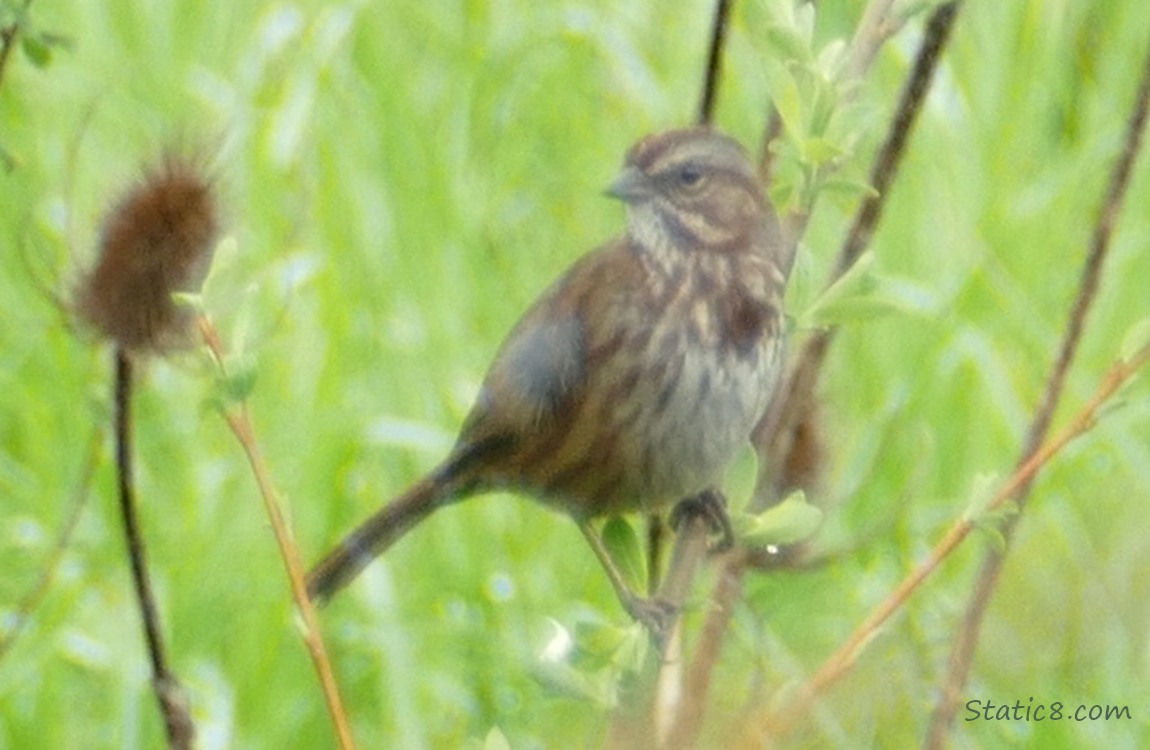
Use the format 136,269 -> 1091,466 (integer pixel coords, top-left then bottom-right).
605,166 -> 650,202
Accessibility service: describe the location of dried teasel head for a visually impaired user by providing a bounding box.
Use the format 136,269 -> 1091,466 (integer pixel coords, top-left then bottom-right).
76,152 -> 220,351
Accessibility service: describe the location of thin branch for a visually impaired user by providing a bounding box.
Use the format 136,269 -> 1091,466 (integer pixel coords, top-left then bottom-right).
845,0 -> 899,82
664,550 -> 747,749
0,426 -> 99,661
198,317 -> 358,750
923,29 -> 1150,748
114,350 -> 194,750
652,514 -> 711,749
697,0 -> 734,125
733,341 -> 1150,748
604,511 -> 714,749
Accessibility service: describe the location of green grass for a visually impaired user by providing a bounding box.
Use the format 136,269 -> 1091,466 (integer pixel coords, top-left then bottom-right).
2,1 -> 1149,748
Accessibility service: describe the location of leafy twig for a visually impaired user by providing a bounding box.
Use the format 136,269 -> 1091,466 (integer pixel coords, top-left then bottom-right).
922,27 -> 1150,748
197,316 -> 357,750
758,0 -> 961,504
770,0 -> 927,277
734,340 -> 1150,748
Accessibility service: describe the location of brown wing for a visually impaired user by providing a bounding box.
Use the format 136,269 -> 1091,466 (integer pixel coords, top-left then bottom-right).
437,239 -> 638,490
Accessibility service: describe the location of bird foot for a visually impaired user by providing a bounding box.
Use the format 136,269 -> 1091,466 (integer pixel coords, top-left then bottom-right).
669,489 -> 735,554
623,593 -> 680,645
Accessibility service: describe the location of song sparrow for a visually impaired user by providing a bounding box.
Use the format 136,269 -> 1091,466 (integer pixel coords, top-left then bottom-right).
308,127 -> 787,625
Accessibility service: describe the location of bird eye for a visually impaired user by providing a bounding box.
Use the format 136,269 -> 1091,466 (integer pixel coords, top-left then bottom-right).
678,165 -> 703,187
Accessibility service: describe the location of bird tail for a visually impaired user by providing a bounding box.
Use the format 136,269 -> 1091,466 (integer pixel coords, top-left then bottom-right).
306,474 -> 454,603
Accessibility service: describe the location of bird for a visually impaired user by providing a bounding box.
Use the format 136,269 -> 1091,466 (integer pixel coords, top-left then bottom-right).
307,127 -> 787,628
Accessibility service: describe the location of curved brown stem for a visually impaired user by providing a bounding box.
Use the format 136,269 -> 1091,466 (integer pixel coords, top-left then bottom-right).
922,28 -> 1150,749
735,340 -> 1150,748
198,317 -> 357,750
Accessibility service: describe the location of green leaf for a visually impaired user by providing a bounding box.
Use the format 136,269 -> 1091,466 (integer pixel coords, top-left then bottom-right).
532,658 -> 617,707
200,235 -> 239,302
801,135 -> 844,166
205,359 -> 258,411
483,727 -> 512,750
532,616 -> 647,707
764,24 -> 812,66
763,57 -> 806,142
820,176 -> 879,201
570,618 -> 648,673
21,34 -> 52,67
801,292 -> 900,328
724,444 -> 759,511
960,473 -> 1000,522
794,1 -> 816,46
222,362 -> 258,403
971,502 -> 1019,553
961,474 -> 1018,552
798,254 -> 939,329
1120,317 -> 1150,362
735,491 -> 823,547
798,251 -> 878,327
806,78 -> 839,138
171,291 -> 205,314
816,39 -> 848,79
600,517 -> 644,592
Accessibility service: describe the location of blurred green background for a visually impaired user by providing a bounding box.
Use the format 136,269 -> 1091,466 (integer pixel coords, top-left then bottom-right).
2,1 -> 1148,748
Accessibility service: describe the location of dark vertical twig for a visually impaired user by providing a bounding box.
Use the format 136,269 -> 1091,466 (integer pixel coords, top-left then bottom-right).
922,28 -> 1150,749
114,350 -> 194,750
697,0 -> 733,125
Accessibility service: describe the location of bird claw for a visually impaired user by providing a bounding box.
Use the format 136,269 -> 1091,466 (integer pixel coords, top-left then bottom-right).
623,594 -> 680,644
669,489 -> 735,554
